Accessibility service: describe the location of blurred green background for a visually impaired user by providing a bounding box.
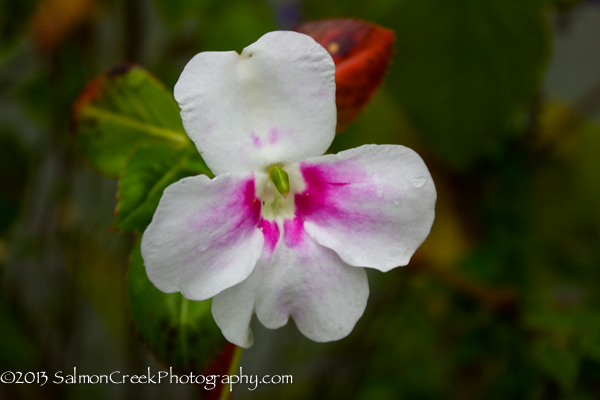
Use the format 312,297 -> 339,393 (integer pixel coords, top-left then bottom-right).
2,0 -> 600,399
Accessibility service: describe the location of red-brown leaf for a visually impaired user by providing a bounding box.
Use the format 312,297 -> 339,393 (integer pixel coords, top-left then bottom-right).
297,19 -> 395,132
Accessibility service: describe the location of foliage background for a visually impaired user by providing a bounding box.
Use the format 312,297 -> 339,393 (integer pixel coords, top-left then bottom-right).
1,0 -> 600,398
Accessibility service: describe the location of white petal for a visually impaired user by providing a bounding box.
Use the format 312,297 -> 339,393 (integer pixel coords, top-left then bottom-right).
174,31 -> 336,175
141,172 -> 263,300
255,217 -> 369,343
211,266 -> 261,349
211,219 -> 280,348
296,144 -> 436,272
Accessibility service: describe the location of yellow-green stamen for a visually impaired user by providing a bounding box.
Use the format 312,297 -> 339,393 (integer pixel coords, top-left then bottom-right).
270,165 -> 290,198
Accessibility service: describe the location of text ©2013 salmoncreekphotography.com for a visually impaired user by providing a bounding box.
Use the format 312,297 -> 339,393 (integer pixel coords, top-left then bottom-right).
0,367 -> 293,391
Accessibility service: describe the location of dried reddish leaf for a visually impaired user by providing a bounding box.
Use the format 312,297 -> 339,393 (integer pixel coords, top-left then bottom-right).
298,19 -> 395,132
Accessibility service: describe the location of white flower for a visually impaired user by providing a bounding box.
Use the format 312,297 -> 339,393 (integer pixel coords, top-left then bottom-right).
141,31 -> 436,348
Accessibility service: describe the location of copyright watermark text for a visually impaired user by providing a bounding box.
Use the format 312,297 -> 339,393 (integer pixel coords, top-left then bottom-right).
1,367 -> 291,391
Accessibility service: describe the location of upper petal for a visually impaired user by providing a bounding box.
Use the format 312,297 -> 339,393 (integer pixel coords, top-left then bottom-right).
141,172 -> 263,300
255,217 -> 369,343
296,144 -> 436,272
174,31 -> 337,175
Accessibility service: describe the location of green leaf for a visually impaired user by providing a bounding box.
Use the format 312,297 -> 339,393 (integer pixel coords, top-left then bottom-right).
127,239 -> 226,374
72,64 -> 190,178
114,144 -> 212,233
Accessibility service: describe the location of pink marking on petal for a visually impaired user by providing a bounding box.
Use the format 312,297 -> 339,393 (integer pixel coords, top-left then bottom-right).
295,161 -> 376,230
295,162 -> 353,217
258,218 -> 280,254
243,178 -> 262,225
186,176 -> 261,268
283,217 -> 305,248
250,132 -> 262,148
268,128 -> 280,145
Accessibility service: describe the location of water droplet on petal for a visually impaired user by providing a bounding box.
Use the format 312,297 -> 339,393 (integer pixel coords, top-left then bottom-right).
409,175 -> 427,188
196,242 -> 209,252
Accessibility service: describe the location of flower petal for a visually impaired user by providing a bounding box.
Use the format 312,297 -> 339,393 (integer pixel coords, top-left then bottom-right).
174,31 -> 336,175
141,172 -> 263,300
211,253 -> 265,349
296,144 -> 436,272
211,219 -> 280,348
255,218 -> 369,343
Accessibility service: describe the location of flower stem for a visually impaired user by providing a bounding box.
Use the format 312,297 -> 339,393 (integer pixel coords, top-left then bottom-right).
179,297 -> 189,370
217,346 -> 244,400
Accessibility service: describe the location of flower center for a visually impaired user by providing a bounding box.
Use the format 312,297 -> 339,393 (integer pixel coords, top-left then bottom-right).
257,164 -> 305,222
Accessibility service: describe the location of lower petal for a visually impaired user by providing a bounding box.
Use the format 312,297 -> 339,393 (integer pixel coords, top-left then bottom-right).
211,253 -> 266,349
212,219 -> 279,348
255,218 -> 369,343
141,172 -> 263,301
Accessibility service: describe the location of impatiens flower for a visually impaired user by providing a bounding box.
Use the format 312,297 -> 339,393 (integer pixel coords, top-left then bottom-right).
141,31 -> 436,348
